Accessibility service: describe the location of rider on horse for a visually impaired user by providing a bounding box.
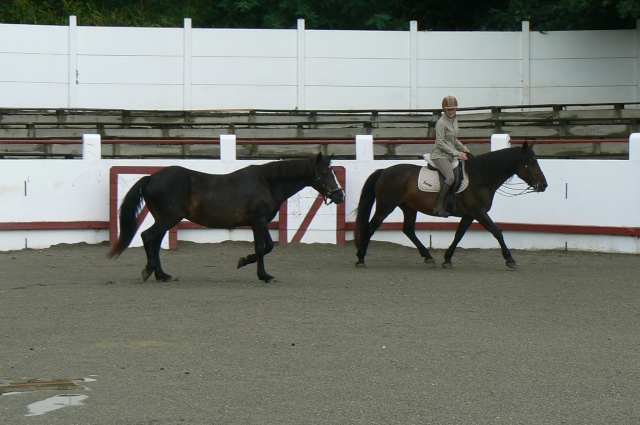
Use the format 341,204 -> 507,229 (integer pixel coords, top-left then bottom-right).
430,95 -> 470,217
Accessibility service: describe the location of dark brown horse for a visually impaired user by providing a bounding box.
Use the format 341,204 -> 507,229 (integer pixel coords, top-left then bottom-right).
108,153 -> 344,283
354,142 -> 547,269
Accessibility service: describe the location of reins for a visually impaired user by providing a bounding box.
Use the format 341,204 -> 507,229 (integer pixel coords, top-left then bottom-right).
494,181 -> 538,197
313,166 -> 344,205
464,152 -> 543,197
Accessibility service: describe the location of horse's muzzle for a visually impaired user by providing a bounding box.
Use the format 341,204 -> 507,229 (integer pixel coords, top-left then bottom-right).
326,188 -> 345,204
535,180 -> 548,192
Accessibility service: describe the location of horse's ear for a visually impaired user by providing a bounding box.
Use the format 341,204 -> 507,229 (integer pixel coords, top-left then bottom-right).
315,152 -> 334,164
521,141 -> 529,152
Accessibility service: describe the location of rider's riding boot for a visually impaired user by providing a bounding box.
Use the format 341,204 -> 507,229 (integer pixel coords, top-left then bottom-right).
433,182 -> 451,217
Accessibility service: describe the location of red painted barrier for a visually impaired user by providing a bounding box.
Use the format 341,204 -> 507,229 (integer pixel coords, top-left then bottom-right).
108,165 -> 347,249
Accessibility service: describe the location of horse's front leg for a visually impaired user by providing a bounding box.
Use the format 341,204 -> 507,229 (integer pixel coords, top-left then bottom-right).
400,206 -> 434,266
475,212 -> 517,269
443,216 -> 474,269
238,223 -> 277,283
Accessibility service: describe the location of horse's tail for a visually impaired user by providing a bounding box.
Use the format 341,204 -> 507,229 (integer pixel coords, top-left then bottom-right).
354,169 -> 383,250
107,176 -> 150,259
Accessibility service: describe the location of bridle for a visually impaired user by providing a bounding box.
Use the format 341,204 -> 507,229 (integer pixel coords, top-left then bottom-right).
466,152 -> 545,197
523,163 -> 545,192
314,168 -> 344,205
495,156 -> 546,196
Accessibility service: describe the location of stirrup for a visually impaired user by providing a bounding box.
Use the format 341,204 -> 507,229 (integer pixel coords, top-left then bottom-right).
433,205 -> 449,218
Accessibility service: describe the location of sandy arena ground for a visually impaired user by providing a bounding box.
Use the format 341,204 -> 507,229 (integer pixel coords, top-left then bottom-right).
1,241 -> 639,424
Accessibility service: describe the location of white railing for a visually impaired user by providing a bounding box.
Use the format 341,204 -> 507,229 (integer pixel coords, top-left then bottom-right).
1,18 -> 638,111
1,134 -> 639,254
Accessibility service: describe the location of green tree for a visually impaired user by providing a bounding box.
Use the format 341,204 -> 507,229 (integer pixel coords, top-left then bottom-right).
0,0 -> 637,30
481,0 -> 637,31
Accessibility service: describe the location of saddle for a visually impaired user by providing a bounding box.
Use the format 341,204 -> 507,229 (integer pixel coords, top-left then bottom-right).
419,155 -> 468,216
419,154 -> 468,194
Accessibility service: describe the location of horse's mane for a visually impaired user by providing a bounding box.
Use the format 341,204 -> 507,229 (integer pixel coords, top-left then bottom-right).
258,156 -> 319,182
467,146 -> 523,183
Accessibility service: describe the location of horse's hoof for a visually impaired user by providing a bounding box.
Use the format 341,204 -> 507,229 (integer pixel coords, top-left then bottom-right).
506,261 -> 518,269
355,261 -> 367,268
237,257 -> 247,269
424,258 -> 436,267
262,276 -> 277,283
442,262 -> 453,269
141,268 -> 151,282
159,275 -> 175,282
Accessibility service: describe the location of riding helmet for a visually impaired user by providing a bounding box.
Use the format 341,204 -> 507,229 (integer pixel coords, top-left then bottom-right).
442,96 -> 458,110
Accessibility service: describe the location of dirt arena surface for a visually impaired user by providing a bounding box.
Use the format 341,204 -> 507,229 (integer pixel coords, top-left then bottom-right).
1,241 -> 639,424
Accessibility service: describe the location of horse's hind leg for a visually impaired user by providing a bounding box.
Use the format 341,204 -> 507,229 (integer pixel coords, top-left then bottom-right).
443,216 -> 473,269
356,202 -> 396,267
141,222 -> 174,282
237,228 -> 274,269
400,206 -> 435,266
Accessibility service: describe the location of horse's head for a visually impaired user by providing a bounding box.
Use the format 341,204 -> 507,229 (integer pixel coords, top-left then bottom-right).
515,142 -> 548,192
313,153 -> 345,204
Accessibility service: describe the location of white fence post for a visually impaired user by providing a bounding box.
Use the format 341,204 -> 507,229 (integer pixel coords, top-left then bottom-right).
183,18 -> 192,110
82,134 -> 101,160
521,21 -> 530,106
490,134 -> 511,151
68,15 -> 78,108
636,19 -> 640,105
409,20 -> 418,110
356,135 -> 374,161
297,19 -> 306,110
220,134 -> 237,162
630,133 -> 640,163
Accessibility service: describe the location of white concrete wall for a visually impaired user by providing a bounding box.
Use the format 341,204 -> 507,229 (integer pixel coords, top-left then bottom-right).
1,134 -> 639,254
529,29 -> 638,104
0,23 -> 70,109
76,25 -> 186,110
191,28 -> 298,110
1,19 -> 638,110
417,31 -> 525,107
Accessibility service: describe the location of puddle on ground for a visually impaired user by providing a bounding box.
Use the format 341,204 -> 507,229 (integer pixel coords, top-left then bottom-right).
1,377 -> 96,416
26,394 -> 89,416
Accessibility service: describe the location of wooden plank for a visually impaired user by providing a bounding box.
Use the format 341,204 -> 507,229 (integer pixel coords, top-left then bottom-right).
1,105 -> 638,158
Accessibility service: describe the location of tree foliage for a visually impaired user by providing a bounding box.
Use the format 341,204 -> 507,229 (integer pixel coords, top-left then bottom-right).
0,0 -> 637,30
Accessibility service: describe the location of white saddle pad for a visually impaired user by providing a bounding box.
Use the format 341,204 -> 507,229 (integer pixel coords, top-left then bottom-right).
418,166 -> 469,193
424,153 -> 459,169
